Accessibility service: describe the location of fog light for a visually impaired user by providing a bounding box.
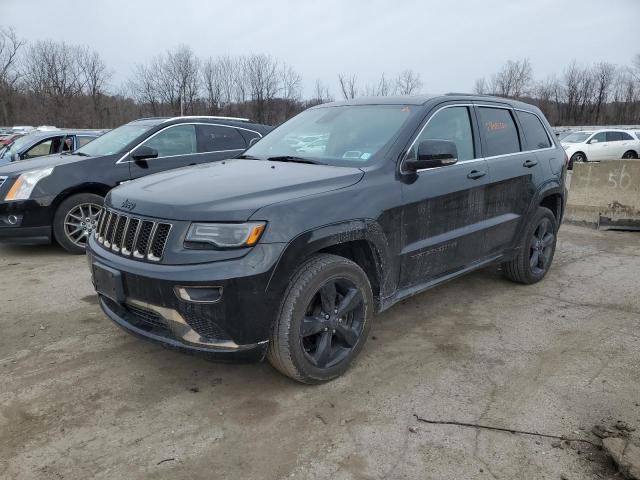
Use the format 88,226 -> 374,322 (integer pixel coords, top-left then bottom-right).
7,215 -> 18,225
175,286 -> 223,304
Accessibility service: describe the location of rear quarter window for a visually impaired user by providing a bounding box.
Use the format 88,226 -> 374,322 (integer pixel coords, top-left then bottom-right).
515,110 -> 552,150
477,107 -> 521,157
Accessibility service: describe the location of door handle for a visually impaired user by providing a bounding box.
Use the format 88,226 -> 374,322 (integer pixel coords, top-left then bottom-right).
523,159 -> 538,168
467,170 -> 486,180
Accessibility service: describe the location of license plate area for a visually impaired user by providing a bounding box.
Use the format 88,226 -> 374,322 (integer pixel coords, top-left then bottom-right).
93,262 -> 125,303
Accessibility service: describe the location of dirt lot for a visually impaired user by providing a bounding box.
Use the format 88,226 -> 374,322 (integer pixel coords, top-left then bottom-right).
1,224 -> 639,479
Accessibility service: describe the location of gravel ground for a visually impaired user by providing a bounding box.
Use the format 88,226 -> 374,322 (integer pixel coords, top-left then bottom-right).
1,224 -> 639,479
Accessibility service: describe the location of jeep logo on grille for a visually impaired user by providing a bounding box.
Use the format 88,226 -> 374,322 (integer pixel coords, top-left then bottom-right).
121,199 -> 136,211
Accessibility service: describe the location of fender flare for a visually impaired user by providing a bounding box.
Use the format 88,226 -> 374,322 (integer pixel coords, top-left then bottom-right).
265,219 -> 395,308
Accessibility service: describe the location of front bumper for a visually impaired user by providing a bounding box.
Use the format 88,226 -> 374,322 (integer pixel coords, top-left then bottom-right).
87,236 -> 287,360
0,199 -> 53,245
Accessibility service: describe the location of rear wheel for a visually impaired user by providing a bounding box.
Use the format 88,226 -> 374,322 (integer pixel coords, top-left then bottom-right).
622,150 -> 638,159
53,193 -> 103,254
502,207 -> 558,285
267,253 -> 373,384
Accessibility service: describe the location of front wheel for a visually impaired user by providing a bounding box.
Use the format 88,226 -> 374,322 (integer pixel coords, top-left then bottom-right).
268,253 -> 373,384
53,193 -> 103,254
569,152 -> 586,169
501,207 -> 558,285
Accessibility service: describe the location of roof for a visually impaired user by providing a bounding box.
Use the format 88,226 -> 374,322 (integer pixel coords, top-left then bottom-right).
319,94 -> 536,109
130,115 -> 251,126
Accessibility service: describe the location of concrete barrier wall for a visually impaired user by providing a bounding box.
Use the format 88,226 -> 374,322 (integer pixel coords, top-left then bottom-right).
566,160 -> 640,229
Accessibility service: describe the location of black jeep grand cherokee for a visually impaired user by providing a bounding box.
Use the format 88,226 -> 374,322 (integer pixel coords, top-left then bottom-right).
87,95 -> 567,384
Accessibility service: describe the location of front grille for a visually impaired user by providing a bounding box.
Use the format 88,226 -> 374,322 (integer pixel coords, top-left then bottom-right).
96,208 -> 172,262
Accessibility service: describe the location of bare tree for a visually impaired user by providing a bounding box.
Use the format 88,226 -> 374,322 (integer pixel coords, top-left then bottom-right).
473,77 -> 488,95
338,73 -> 358,99
0,27 -> 24,124
395,69 -> 423,95
22,40 -> 87,124
311,79 -> 333,105
592,62 -> 616,123
202,57 -> 223,114
490,58 -> 533,98
243,54 -> 281,123
79,49 -> 111,127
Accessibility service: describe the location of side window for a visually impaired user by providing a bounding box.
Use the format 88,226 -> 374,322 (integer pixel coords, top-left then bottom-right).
142,125 -> 197,158
606,131 -> 623,142
24,137 -> 61,158
515,110 -> 551,150
407,106 -> 475,162
590,132 -> 606,143
619,132 -> 633,141
196,125 -> 246,153
77,136 -> 96,148
477,107 -> 521,157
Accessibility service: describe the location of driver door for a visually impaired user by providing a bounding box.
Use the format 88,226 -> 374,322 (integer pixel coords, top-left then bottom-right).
586,132 -> 607,160
398,105 -> 491,287
128,124 -> 201,179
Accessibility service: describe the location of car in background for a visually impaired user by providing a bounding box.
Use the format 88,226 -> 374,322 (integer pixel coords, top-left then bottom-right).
0,130 -> 105,164
0,132 -> 25,147
561,129 -> 640,169
0,116 -> 271,253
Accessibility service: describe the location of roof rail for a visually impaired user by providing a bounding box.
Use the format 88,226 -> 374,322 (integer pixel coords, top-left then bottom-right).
162,115 -> 251,123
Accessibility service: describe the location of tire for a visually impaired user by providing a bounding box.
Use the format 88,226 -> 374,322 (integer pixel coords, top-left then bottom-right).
53,193 -> 104,254
622,150 -> 638,159
501,207 -> 558,285
569,152 -> 586,169
267,253 -> 374,384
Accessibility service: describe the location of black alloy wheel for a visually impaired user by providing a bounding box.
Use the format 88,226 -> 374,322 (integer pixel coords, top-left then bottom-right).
300,278 -> 365,369
529,217 -> 555,276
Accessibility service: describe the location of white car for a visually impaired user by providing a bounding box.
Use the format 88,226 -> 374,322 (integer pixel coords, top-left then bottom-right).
561,129 -> 640,169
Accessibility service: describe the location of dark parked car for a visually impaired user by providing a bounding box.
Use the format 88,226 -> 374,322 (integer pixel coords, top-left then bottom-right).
0,116 -> 271,253
0,129 -> 104,164
86,95 -> 568,383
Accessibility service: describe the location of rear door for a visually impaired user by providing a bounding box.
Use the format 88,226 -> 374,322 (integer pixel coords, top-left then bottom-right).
398,104 -> 491,287
195,124 -> 248,161
475,105 -> 536,254
607,131 -> 635,158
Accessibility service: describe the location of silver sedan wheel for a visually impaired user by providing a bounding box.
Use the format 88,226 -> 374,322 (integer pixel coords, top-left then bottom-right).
64,203 -> 102,248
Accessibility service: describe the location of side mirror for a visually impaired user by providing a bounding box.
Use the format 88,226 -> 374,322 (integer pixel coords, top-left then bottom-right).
131,145 -> 158,162
12,153 -> 21,162
404,139 -> 458,172
589,139 -> 598,144
248,137 -> 260,147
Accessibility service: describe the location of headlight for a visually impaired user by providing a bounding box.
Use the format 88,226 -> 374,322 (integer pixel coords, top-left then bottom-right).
4,167 -> 54,201
185,222 -> 266,248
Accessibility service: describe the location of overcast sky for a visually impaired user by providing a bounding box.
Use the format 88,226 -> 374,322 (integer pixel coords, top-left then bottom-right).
3,0 -> 639,98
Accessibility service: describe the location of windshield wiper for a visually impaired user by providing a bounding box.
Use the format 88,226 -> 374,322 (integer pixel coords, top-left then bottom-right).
73,152 -> 91,157
237,154 -> 261,160
267,156 -> 326,165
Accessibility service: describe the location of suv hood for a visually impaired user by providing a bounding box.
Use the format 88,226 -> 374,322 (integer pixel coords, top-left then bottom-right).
107,159 -> 365,222
0,153 -> 93,176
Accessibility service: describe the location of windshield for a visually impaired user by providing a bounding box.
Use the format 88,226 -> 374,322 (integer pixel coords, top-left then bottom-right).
74,124 -> 154,157
244,105 -> 415,166
562,132 -> 592,143
0,135 -> 35,159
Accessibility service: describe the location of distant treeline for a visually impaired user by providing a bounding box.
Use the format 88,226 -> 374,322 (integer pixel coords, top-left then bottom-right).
0,27 -> 638,128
